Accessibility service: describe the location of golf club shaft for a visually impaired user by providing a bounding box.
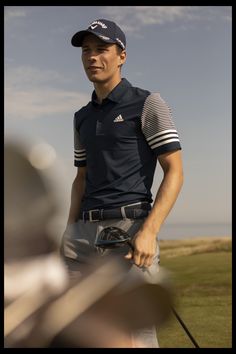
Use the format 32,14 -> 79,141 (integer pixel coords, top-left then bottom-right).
145,267 -> 200,348
170,306 -> 200,348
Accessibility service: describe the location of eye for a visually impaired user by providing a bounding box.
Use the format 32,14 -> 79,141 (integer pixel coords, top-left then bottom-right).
82,48 -> 89,54
98,47 -> 108,52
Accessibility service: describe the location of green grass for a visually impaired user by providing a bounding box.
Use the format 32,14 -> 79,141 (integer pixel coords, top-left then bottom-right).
157,240 -> 232,348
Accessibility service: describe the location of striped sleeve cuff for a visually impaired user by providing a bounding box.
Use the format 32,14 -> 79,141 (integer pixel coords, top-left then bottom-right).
74,148 -> 86,167
147,129 -> 180,149
148,129 -> 181,156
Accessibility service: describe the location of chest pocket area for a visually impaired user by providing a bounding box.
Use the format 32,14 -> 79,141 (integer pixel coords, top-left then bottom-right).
96,118 -> 140,149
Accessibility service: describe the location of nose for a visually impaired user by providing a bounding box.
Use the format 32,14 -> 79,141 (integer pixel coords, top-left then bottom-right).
86,50 -> 98,61
82,49 -> 99,67
85,55 -> 97,67
88,55 -> 97,64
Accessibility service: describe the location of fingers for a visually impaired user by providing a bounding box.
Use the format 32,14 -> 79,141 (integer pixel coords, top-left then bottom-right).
145,256 -> 154,268
125,250 -> 154,268
124,251 -> 133,260
134,253 -> 154,268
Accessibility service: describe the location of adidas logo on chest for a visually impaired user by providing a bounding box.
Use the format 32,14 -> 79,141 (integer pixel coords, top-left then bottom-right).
113,114 -> 124,122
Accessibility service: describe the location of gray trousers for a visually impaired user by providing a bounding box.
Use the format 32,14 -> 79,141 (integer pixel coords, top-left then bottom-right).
60,218 -> 160,348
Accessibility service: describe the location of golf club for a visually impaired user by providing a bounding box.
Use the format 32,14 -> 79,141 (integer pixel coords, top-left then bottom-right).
95,226 -> 200,348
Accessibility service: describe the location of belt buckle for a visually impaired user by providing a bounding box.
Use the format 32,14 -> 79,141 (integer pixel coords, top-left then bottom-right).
88,209 -> 100,222
120,202 -> 148,219
121,202 -> 146,219
120,206 -> 127,219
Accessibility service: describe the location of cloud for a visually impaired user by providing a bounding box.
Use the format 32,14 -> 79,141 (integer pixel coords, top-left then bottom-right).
100,6 -> 195,33
5,87 -> 89,120
5,66 -> 90,120
6,66 -> 72,89
4,8 -> 27,18
100,6 -> 231,33
132,6 -> 196,25
4,7 -> 27,23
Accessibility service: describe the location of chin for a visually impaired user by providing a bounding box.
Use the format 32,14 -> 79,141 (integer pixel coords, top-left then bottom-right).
87,75 -> 105,83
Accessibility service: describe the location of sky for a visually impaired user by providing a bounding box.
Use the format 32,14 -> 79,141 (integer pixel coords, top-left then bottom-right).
4,6 -> 232,229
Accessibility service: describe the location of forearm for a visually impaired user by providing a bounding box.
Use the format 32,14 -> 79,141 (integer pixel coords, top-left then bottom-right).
142,169 -> 183,237
67,173 -> 86,225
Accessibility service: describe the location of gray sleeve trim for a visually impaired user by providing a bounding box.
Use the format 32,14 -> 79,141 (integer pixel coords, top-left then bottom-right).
74,115 -> 86,164
141,93 -> 181,152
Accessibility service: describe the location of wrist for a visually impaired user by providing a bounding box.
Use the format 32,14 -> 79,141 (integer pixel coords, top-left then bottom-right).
141,219 -> 160,238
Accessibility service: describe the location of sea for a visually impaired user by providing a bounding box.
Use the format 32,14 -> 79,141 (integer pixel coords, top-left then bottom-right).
157,223 -> 232,240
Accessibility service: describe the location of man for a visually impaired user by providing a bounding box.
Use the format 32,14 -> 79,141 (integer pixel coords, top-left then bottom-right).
61,18 -> 183,348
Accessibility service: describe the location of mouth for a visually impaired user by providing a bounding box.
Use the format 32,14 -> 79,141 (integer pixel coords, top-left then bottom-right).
88,66 -> 102,71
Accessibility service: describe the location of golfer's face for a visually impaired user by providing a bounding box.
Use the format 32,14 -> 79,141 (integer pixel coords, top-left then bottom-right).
81,34 -> 125,83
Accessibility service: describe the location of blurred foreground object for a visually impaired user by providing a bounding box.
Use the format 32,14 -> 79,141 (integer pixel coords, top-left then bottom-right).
4,142 -> 61,260
6,256 -> 173,348
4,141 -> 173,348
4,141 -> 69,347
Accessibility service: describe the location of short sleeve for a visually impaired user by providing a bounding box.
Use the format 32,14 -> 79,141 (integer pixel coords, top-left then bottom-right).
74,114 -> 86,167
141,93 -> 182,156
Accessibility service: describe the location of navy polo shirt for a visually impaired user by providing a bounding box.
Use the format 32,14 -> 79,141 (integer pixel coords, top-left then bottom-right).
74,78 -> 181,211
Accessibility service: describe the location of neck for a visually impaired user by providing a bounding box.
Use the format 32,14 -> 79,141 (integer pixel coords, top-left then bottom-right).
94,75 -> 122,103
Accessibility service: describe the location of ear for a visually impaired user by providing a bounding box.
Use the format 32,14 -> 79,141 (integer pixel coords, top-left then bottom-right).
119,50 -> 127,65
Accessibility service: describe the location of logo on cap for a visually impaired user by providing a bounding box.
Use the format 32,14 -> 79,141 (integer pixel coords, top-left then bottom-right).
89,20 -> 108,30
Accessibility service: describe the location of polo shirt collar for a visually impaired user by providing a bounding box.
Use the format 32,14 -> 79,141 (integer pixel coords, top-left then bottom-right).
91,78 -> 132,104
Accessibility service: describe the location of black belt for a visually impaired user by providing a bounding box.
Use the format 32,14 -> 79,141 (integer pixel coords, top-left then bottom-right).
79,202 -> 151,222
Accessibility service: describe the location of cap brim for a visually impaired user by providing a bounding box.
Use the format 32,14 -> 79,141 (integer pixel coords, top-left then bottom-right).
71,29 -> 116,47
